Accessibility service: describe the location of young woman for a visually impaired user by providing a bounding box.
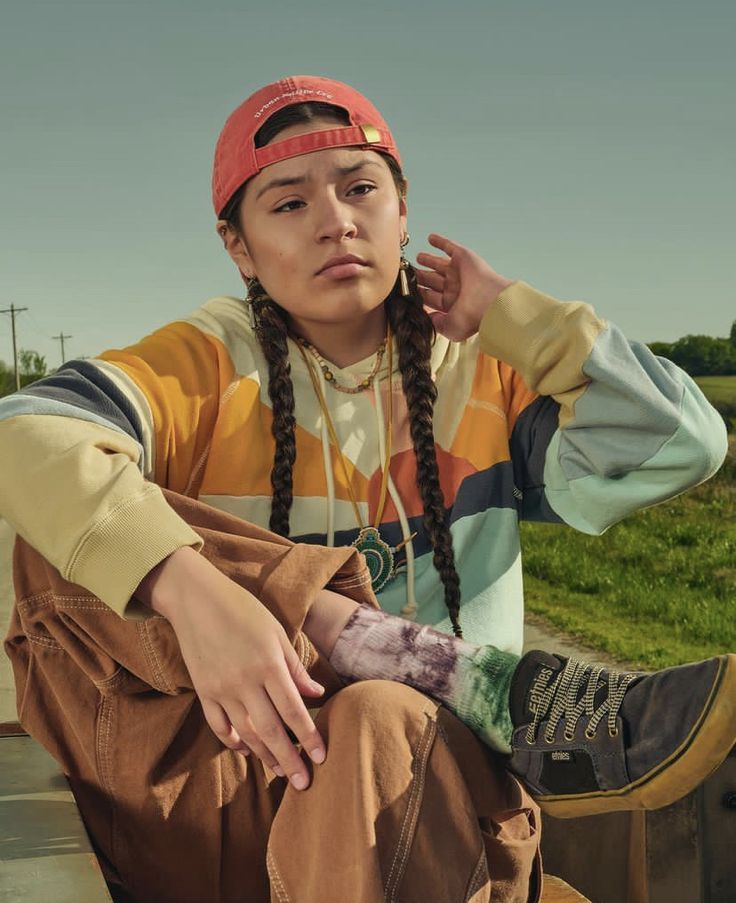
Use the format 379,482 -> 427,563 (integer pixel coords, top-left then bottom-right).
2,75 -> 734,903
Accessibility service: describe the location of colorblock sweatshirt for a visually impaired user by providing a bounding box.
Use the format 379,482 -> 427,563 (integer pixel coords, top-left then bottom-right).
0,281 -> 727,652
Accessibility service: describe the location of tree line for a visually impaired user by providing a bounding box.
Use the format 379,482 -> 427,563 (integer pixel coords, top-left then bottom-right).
0,351 -> 48,397
648,320 -> 736,377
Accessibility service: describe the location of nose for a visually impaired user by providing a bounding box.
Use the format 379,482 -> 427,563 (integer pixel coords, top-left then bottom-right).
314,192 -> 358,243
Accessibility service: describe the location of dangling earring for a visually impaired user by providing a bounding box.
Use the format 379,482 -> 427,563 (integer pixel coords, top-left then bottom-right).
244,275 -> 258,329
399,233 -> 411,297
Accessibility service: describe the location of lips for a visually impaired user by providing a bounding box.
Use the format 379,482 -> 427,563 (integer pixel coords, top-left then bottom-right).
316,254 -> 368,275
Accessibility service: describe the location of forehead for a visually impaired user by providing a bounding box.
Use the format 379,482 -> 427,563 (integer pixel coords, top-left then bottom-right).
245,144 -> 391,203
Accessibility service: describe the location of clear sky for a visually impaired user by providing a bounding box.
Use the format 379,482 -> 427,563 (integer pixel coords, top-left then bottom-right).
1,0 -> 734,368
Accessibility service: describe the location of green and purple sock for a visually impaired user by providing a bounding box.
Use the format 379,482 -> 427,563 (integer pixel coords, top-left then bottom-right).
329,606 -> 520,754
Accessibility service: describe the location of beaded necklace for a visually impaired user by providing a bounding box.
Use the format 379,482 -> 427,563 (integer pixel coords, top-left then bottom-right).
294,334 -> 388,394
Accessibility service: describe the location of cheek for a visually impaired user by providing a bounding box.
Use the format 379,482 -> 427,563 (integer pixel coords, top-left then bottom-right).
252,240 -> 301,288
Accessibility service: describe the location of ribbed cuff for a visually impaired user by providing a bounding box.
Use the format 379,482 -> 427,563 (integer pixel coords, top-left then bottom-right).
66,483 -> 204,620
478,281 -> 606,391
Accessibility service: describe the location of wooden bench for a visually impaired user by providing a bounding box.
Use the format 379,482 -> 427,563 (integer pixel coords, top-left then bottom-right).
0,724 -> 589,902
540,876 -> 590,902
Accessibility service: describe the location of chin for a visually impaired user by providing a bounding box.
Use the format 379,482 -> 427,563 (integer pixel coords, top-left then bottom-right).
315,286 -> 388,319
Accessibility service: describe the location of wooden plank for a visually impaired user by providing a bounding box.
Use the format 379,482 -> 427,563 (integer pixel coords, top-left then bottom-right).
645,790 -> 702,903
699,747 -> 736,902
541,874 -> 592,902
626,810 -> 649,903
0,721 -> 27,738
540,810 -> 632,903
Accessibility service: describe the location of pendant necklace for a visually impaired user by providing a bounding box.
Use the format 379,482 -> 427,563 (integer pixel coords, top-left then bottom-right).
295,325 -> 413,593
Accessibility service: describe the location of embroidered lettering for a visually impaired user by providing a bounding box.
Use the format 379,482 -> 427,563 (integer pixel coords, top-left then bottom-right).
254,89 -> 335,119
551,751 -> 573,762
528,666 -> 553,714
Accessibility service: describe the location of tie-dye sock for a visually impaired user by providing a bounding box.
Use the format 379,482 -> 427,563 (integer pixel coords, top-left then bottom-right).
329,606 -> 520,754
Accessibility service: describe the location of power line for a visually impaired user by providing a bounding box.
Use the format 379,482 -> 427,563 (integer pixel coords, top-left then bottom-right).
52,333 -> 73,366
0,304 -> 29,392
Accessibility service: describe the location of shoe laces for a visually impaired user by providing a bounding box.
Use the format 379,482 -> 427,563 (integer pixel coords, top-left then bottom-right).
526,658 -> 639,745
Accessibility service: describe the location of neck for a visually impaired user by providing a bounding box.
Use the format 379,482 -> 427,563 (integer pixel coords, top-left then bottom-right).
290,305 -> 388,369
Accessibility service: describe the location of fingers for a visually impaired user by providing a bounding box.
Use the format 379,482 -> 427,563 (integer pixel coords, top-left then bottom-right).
415,251 -> 450,274
428,233 -> 459,256
417,285 -> 445,311
201,698 -> 251,756
426,309 -> 450,333
244,690 -> 313,790
269,657 -> 326,766
414,267 -> 445,294
224,701 -> 286,776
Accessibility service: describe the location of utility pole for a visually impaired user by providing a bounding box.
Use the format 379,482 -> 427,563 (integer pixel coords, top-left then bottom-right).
52,332 -> 73,366
0,303 -> 29,392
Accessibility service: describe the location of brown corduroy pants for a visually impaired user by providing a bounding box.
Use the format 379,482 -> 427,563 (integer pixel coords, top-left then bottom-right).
4,489 -> 542,903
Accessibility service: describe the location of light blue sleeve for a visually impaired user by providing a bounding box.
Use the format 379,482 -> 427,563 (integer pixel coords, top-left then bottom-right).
541,324 -> 728,534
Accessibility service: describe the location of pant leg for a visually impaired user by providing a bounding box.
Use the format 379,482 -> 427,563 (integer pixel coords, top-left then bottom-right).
268,681 -> 542,903
4,489 -> 377,903
4,489 -> 542,903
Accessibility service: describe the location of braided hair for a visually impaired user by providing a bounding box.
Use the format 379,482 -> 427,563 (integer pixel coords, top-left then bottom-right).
219,103 -> 463,637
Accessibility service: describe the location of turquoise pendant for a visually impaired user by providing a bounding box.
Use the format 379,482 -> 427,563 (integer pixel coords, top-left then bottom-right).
352,526 -> 395,593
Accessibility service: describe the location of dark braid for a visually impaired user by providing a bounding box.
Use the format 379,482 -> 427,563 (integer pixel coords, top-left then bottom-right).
386,274 -> 463,637
247,281 -> 296,537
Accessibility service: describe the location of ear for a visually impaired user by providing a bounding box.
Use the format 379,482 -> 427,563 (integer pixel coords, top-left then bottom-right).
215,219 -> 255,279
399,194 -> 408,241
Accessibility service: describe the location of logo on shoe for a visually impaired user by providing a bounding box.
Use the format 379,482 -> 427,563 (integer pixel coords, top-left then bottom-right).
551,751 -> 574,762
528,666 -> 554,714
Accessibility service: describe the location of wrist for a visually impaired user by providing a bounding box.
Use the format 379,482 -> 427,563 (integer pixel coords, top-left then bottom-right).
489,276 -> 515,305
473,277 -> 515,333
136,545 -> 204,621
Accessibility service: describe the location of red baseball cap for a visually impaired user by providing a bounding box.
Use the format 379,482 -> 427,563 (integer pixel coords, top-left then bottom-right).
212,75 -> 402,217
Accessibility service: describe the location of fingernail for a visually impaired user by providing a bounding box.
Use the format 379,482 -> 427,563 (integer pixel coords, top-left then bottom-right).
272,765 -> 285,777
310,679 -> 325,693
291,773 -> 308,790
310,747 -> 325,765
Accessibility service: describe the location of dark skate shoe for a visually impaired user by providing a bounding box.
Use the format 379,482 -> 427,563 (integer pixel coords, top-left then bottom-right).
508,650 -> 736,818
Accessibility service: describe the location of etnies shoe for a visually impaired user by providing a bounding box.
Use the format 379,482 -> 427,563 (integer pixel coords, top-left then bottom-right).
508,650 -> 736,818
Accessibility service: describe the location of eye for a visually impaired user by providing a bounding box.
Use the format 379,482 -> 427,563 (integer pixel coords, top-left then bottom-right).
273,199 -> 305,214
349,183 -> 376,197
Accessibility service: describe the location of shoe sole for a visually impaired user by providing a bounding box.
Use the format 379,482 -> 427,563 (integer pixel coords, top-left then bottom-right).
537,652 -> 736,819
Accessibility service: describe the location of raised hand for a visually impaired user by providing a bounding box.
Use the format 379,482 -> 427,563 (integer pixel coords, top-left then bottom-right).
414,233 -> 515,341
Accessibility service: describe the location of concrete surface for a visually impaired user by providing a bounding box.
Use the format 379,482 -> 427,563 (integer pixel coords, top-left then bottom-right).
0,733 -> 113,901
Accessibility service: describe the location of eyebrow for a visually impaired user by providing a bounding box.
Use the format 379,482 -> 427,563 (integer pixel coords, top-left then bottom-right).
255,157 -> 383,201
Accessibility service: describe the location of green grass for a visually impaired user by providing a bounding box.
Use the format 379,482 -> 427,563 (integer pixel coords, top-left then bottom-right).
520,438 -> 736,670
694,375 -> 736,407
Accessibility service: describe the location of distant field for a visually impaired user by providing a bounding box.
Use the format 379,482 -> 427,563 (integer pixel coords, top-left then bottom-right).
694,375 -> 736,406
520,437 -> 736,670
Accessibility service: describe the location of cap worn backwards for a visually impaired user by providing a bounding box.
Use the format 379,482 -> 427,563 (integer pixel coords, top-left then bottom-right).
212,75 -> 402,217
